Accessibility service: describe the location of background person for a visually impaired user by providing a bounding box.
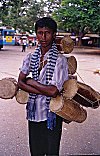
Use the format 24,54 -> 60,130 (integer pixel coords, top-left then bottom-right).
22,39 -> 27,52
18,17 -> 69,156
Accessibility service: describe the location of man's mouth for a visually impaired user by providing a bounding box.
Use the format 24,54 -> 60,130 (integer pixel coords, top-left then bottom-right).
41,41 -> 46,43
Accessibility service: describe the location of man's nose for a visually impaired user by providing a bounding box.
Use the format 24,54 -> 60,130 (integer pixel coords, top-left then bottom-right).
42,32 -> 46,39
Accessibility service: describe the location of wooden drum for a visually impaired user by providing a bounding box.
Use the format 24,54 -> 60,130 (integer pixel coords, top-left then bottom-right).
55,35 -> 74,54
50,94 -> 87,123
15,89 -> 29,104
61,35 -> 74,54
63,79 -> 100,109
0,78 -> 17,99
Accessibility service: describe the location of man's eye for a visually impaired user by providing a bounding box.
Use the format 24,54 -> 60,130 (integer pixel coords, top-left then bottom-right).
46,32 -> 50,35
37,31 -> 51,35
38,32 -> 42,35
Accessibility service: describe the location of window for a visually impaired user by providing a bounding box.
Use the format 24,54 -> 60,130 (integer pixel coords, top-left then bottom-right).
4,30 -> 15,38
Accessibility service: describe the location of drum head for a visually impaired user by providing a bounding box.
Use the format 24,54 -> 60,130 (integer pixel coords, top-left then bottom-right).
67,56 -> 77,75
50,95 -> 63,112
2,77 -> 17,85
61,35 -> 74,54
16,90 -> 29,104
63,79 -> 78,99
0,79 -> 16,99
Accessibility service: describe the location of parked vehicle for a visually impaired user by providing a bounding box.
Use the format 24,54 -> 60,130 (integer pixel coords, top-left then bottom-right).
0,27 -> 15,50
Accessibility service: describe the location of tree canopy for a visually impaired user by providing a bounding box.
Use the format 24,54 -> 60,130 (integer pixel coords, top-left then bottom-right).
0,0 -> 100,36
52,0 -> 100,35
0,0 -> 44,33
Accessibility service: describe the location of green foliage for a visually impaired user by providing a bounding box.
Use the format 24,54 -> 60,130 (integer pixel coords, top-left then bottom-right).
0,0 -> 100,35
52,0 -> 100,34
43,0 -> 61,16
0,0 -> 45,32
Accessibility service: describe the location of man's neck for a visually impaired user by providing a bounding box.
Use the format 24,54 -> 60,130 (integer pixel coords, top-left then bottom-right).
41,41 -> 53,55
41,46 -> 50,55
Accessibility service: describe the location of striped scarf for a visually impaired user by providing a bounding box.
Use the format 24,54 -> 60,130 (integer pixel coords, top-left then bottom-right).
27,42 -> 59,130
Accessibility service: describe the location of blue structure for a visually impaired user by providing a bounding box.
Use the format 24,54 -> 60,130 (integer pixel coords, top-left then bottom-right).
0,27 -> 15,49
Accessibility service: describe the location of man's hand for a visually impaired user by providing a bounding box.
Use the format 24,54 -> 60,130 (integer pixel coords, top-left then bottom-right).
25,77 -> 33,85
25,77 -> 38,88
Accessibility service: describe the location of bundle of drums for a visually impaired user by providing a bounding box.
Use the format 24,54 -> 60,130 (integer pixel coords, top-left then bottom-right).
50,35 -> 100,123
0,77 -> 29,104
50,79 -> 100,123
0,35 -> 100,124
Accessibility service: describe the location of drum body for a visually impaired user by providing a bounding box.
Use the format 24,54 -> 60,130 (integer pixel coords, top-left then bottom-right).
63,79 -> 100,109
50,95 -> 87,123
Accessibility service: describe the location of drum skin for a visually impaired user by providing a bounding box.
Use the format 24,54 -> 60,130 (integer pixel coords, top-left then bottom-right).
55,35 -> 74,54
15,89 -> 29,104
0,78 -> 17,99
61,35 -> 74,54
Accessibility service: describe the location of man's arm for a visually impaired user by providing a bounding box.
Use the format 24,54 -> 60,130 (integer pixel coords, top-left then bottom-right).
26,78 -> 59,97
18,72 -> 42,94
18,71 -> 59,97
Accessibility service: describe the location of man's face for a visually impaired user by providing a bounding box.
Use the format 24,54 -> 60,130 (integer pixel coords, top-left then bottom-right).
36,27 -> 56,49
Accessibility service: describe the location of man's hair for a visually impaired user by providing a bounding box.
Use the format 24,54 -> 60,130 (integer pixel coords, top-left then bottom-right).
35,17 -> 57,34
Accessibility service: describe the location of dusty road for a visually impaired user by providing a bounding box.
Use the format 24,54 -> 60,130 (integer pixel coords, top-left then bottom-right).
0,45 -> 100,156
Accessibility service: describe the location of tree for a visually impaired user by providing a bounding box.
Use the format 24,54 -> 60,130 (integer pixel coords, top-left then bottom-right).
8,0 -> 40,33
0,0 -> 45,32
43,0 -> 61,16
0,0 -> 10,26
0,0 -> 26,29
52,0 -> 100,45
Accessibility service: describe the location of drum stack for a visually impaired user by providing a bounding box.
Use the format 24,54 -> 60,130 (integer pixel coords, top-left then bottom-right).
56,35 -> 77,80
50,35 -> 100,123
50,79 -> 100,124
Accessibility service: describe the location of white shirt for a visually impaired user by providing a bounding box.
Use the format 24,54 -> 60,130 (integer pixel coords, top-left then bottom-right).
21,51 -> 68,122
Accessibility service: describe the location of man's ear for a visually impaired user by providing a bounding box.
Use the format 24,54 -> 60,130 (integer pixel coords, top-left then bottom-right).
53,32 -> 56,39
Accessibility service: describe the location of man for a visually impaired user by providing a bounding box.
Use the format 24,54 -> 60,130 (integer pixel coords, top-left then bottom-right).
22,38 -> 27,52
18,17 -> 68,156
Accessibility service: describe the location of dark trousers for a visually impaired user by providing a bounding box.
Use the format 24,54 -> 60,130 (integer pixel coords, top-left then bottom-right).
22,45 -> 26,52
28,116 -> 63,156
